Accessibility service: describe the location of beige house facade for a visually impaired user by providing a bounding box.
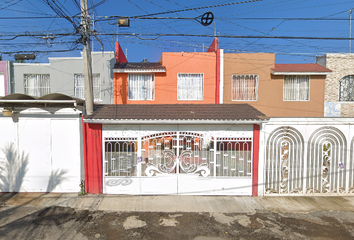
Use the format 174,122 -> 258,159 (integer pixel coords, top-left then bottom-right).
223,53 -> 331,117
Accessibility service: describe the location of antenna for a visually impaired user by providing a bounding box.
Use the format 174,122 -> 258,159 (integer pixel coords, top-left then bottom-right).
214,21 -> 216,37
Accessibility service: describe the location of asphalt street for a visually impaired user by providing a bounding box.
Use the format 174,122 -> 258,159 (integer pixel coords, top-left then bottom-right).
1,193 -> 354,240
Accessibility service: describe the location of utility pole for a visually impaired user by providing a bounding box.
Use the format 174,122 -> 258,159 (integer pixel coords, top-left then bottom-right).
81,0 -> 94,115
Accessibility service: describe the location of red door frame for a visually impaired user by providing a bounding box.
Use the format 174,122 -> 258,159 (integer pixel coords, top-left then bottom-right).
83,118 -> 103,194
252,124 -> 260,196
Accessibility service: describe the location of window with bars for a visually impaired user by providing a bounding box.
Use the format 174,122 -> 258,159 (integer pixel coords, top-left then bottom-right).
24,74 -> 50,97
128,73 -> 154,100
231,74 -> 258,101
339,75 -> 354,101
104,139 -> 138,177
177,73 -> 204,100
283,75 -> 310,101
74,73 -> 101,101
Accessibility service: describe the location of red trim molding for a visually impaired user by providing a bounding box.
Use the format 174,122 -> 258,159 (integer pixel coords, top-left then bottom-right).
83,118 -> 103,194
252,124 -> 260,196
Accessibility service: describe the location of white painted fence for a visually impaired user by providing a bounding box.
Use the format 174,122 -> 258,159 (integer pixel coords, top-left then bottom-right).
260,118 -> 354,196
0,108 -> 83,193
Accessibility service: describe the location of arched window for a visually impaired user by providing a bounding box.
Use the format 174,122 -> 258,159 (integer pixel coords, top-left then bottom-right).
339,75 -> 354,101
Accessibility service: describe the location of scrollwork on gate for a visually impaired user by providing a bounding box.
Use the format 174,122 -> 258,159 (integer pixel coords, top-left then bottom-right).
322,142 -> 331,193
142,132 -> 211,177
265,127 -> 304,194
145,150 -> 177,176
280,141 -> 289,194
307,127 -> 347,194
179,150 -> 210,177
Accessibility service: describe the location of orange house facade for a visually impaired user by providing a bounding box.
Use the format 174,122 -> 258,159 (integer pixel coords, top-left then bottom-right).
223,53 -> 331,117
113,41 -> 219,105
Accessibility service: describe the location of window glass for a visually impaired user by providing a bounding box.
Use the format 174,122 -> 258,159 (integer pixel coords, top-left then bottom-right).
128,74 -> 154,100
74,73 -> 101,101
283,75 -> 309,101
231,74 -> 258,101
177,73 -> 203,100
339,75 -> 354,101
24,74 -> 50,97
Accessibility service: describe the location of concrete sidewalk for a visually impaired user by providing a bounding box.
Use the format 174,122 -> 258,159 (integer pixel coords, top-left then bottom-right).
1,192 -> 354,213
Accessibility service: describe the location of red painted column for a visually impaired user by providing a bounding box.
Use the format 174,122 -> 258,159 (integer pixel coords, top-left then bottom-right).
207,38 -> 220,104
215,49 -> 220,104
252,124 -> 260,196
83,118 -> 103,194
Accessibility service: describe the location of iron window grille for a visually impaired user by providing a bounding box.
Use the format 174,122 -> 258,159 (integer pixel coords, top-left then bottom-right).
74,73 -> 101,101
24,74 -> 50,97
339,75 -> 354,101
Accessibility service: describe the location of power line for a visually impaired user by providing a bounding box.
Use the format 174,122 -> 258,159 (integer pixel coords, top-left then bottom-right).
94,32 -> 354,41
132,0 -> 262,18
216,17 -> 354,21
0,0 -> 23,11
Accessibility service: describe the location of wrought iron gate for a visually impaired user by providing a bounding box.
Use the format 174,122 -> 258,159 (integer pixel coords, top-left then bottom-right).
141,132 -> 212,177
265,126 -> 353,195
103,131 -> 253,195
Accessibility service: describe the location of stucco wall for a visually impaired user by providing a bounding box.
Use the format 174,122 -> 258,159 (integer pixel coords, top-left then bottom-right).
0,108 -> 83,193
223,53 -> 326,117
12,52 -> 115,104
114,52 -> 216,104
317,53 -> 354,117
0,61 -> 7,96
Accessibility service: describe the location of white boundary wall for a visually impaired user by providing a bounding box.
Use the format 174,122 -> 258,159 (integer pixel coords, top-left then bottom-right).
259,118 -> 354,196
0,108 -> 83,193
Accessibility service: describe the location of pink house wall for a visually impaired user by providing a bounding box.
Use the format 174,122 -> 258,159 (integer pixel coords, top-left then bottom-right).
0,61 -> 8,96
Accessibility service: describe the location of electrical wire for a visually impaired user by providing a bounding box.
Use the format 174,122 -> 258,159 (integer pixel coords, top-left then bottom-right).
132,0 -> 263,18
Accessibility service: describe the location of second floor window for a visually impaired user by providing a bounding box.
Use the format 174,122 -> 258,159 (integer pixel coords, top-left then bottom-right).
232,74 -> 258,101
177,73 -> 204,100
339,75 -> 354,101
24,74 -> 50,97
128,73 -> 155,100
283,75 -> 309,101
74,73 -> 101,101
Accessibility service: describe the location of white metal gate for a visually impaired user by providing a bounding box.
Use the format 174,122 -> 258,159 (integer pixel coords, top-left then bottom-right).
103,131 -> 253,195
265,124 -> 354,195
